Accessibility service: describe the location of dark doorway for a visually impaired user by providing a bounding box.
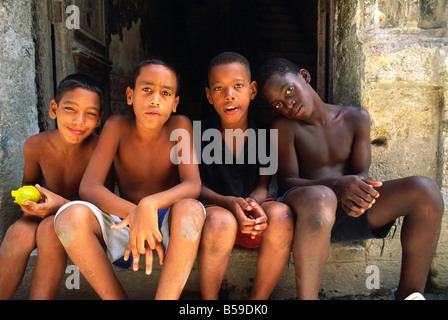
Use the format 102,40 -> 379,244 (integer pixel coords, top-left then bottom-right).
135,0 -> 327,123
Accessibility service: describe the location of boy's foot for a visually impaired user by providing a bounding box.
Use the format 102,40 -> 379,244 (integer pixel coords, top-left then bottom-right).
390,289 -> 425,300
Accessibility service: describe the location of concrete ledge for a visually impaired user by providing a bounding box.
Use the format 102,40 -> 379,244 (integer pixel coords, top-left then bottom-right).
13,239 -> 403,300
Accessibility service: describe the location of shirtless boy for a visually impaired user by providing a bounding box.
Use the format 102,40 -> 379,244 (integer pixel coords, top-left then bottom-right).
258,57 -> 443,300
0,74 -> 104,299
198,52 -> 294,300
54,59 -> 205,300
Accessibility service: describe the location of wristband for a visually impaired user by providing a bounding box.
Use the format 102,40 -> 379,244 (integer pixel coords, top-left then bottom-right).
248,195 -> 258,203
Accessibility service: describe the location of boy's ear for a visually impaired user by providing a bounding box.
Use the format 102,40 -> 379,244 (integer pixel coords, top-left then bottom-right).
49,99 -> 58,119
172,96 -> 180,113
299,69 -> 311,84
250,81 -> 258,100
126,87 -> 134,105
205,87 -> 213,105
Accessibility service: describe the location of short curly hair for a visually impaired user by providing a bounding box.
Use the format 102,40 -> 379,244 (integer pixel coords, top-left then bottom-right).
55,74 -> 104,111
257,57 -> 301,90
207,52 -> 251,82
130,58 -> 180,97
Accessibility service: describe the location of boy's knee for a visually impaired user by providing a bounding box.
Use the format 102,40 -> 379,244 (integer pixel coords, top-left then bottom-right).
172,199 -> 205,243
263,202 -> 294,247
264,202 -> 294,230
204,206 -> 237,235
36,217 -> 57,245
288,186 -> 336,232
201,207 -> 238,250
407,176 -> 444,213
7,218 -> 38,239
173,198 -> 205,225
4,218 -> 39,250
201,207 -> 237,254
54,204 -> 91,247
301,209 -> 335,234
287,185 -> 337,212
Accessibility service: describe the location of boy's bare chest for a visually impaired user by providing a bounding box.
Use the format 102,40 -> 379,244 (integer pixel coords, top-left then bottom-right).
116,140 -> 175,177
39,155 -> 88,198
295,125 -> 353,167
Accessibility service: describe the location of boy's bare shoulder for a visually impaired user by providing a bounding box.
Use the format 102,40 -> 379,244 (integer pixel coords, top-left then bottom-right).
102,114 -> 134,135
335,105 -> 370,127
270,114 -> 296,130
23,130 -> 56,155
166,114 -> 193,131
105,114 -> 133,126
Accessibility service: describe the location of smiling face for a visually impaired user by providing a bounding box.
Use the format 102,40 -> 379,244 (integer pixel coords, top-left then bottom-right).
50,87 -> 102,145
206,62 -> 257,128
126,64 -> 180,130
261,70 -> 314,121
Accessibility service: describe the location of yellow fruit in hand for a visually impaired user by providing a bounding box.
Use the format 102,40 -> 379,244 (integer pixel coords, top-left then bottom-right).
11,185 -> 41,205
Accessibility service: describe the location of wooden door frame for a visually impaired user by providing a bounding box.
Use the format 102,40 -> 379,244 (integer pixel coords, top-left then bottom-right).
317,0 -> 335,103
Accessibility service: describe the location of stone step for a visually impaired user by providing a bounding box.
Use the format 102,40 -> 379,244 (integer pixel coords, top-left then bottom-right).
12,240 -> 400,300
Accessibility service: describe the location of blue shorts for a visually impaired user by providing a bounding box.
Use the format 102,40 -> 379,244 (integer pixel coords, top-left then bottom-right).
277,187 -> 395,243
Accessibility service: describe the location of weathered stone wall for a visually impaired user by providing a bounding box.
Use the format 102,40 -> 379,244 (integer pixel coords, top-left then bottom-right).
331,0 -> 448,297
0,0 -> 39,240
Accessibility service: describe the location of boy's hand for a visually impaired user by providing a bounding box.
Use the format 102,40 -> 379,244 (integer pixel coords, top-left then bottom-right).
244,197 -> 268,238
335,176 -> 382,217
20,184 -> 68,218
225,197 -> 268,238
111,200 -> 164,275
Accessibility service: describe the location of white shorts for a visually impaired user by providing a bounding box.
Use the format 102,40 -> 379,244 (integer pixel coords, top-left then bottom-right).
54,200 -> 172,266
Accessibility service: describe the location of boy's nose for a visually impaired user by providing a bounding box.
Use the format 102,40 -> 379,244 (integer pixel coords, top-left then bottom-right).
225,89 -> 235,101
73,113 -> 85,126
150,92 -> 161,106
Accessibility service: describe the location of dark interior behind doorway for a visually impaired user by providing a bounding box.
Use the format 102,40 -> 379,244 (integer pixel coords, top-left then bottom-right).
111,0 -> 318,123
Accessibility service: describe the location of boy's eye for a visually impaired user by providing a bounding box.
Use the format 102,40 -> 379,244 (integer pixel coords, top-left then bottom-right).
235,83 -> 243,88
214,86 -> 222,91
162,91 -> 171,96
286,86 -> 294,95
64,106 -> 75,111
274,102 -> 282,109
142,87 -> 152,92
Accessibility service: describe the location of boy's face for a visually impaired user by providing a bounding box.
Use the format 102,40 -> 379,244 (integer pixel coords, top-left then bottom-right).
126,64 -> 180,129
206,62 -> 257,125
261,70 -> 313,121
50,88 -> 102,144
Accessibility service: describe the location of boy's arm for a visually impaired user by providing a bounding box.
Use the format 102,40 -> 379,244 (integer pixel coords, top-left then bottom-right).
272,111 -> 380,216
22,136 -> 43,186
248,175 -> 270,203
79,116 -> 136,217
332,109 -> 382,215
271,117 -> 303,193
139,115 -> 202,209
112,116 -> 202,274
20,136 -> 68,217
346,108 -> 372,177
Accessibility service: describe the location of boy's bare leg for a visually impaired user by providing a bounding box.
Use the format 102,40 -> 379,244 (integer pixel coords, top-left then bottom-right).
199,206 -> 238,300
250,201 -> 294,300
54,204 -> 128,300
155,199 -> 205,299
368,176 -> 443,299
0,216 -> 40,299
29,216 -> 66,299
285,186 -> 337,300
